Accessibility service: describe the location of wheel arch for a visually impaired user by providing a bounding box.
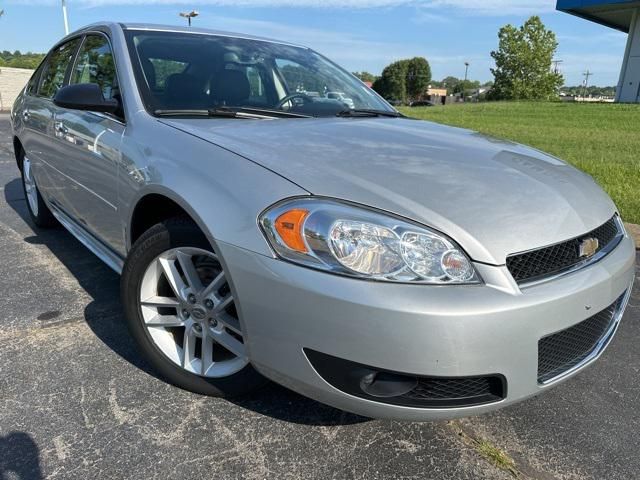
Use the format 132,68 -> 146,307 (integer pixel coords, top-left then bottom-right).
127,188 -> 216,252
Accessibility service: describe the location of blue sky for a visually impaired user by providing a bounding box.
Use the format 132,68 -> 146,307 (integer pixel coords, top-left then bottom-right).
0,0 -> 629,85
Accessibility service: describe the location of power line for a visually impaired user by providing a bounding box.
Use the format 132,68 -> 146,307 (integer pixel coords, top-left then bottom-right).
552,59 -> 563,74
582,69 -> 593,98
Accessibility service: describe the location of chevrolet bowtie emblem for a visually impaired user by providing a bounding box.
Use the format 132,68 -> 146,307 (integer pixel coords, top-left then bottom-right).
579,237 -> 599,258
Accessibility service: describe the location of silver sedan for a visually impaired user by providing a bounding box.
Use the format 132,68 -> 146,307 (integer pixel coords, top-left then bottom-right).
10,22 -> 635,421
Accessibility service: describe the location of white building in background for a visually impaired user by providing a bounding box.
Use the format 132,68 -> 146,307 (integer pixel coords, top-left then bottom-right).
557,0 -> 640,103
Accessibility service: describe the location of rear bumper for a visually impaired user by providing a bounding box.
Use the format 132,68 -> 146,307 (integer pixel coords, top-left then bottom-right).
219,234 -> 636,421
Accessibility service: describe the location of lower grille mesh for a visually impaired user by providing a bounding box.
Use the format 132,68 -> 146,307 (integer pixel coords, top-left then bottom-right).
305,349 -> 506,408
402,376 -> 503,406
537,293 -> 625,383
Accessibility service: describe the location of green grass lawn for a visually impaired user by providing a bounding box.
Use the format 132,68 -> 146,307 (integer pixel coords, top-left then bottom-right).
399,102 -> 640,224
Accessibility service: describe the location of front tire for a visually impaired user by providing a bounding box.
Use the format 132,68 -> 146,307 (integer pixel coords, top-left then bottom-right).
20,153 -> 57,228
121,217 -> 267,397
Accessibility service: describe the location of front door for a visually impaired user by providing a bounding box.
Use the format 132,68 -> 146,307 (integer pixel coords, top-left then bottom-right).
51,33 -> 125,252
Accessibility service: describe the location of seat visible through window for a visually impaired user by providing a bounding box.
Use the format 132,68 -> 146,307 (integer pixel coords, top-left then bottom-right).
163,73 -> 206,108
212,69 -> 250,106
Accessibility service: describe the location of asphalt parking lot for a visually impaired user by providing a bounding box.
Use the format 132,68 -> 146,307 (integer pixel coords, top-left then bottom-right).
0,114 -> 639,480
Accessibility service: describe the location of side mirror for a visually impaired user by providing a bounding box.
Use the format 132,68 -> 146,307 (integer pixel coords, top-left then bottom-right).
54,83 -> 119,114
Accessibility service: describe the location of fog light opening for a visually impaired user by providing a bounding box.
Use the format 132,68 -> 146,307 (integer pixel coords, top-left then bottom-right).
359,371 -> 418,398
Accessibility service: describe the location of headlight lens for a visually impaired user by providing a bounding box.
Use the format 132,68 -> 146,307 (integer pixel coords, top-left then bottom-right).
329,221 -> 405,276
260,198 -> 480,284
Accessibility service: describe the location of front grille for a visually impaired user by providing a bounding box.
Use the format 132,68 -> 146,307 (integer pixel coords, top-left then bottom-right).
537,293 -> 626,383
401,376 -> 504,407
506,216 -> 620,284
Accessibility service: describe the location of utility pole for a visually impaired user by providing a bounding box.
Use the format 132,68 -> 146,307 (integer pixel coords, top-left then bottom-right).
582,70 -> 593,99
552,59 -> 563,74
62,0 -> 69,35
179,10 -> 199,26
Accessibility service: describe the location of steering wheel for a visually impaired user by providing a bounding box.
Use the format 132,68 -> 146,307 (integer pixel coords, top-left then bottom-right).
275,93 -> 312,110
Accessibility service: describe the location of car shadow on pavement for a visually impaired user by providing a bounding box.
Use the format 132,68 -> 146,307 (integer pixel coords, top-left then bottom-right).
0,432 -> 43,480
4,178 -> 367,427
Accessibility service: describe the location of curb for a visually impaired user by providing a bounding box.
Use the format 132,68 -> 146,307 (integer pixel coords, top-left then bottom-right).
624,223 -> 640,250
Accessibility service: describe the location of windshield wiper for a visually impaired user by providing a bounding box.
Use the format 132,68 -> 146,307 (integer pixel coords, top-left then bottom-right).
154,108 -> 246,118
336,109 -> 403,118
232,107 -> 312,118
154,107 -> 311,119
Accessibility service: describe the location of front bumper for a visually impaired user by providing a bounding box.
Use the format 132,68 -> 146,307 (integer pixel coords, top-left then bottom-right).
219,234 -> 636,421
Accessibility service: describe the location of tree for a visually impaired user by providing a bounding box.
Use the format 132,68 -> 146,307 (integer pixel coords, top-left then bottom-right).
489,16 -> 563,101
372,57 -> 432,103
560,85 -> 616,97
453,79 -> 480,95
405,57 -> 431,102
440,76 -> 460,90
353,71 -> 377,83
0,50 -> 46,70
373,60 -> 408,102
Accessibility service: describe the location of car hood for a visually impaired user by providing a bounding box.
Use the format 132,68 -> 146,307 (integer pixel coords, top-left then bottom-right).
160,117 -> 616,265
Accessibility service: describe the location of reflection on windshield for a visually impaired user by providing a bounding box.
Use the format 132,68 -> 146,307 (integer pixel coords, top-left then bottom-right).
125,30 -> 395,118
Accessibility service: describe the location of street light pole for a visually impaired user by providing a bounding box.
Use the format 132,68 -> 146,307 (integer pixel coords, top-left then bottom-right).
179,10 -> 199,26
464,62 -> 469,82
62,0 -> 69,35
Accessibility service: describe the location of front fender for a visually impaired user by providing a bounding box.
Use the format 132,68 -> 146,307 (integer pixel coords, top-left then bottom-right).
119,118 -> 309,258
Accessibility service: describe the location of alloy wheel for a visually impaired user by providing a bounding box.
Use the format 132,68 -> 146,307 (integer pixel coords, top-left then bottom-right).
22,156 -> 39,217
139,247 -> 248,378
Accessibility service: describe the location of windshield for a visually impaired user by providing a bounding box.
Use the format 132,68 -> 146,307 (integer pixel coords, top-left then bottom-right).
124,30 -> 395,117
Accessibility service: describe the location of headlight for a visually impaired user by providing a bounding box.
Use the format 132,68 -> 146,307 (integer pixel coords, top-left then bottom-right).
259,198 -> 480,284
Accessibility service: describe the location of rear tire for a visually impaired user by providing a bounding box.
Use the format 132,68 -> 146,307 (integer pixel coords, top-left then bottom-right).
121,217 -> 267,397
20,152 -> 57,228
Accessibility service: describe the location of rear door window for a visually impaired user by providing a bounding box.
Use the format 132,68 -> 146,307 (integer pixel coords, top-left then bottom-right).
38,38 -> 81,98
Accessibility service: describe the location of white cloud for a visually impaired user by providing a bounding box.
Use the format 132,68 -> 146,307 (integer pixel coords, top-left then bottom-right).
12,0 -> 416,6
418,0 -> 556,16
558,31 -> 627,45
12,0 -> 558,16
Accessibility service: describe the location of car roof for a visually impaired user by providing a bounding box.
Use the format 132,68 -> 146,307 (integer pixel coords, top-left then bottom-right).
69,22 -> 308,49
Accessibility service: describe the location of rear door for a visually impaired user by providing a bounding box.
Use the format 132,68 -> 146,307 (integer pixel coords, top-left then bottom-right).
21,38 -> 81,200
52,32 -> 125,251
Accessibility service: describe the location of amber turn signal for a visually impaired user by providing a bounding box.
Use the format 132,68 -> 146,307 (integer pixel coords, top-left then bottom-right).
275,209 -> 309,253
